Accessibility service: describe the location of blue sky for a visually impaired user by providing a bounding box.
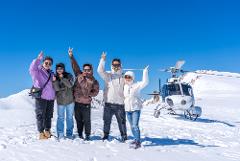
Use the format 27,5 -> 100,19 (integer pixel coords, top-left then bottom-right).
0,0 -> 240,98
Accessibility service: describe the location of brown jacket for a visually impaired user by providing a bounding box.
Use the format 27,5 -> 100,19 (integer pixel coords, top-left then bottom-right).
70,56 -> 99,104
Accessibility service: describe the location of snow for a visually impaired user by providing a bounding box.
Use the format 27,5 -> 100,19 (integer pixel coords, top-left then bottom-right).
0,70 -> 240,161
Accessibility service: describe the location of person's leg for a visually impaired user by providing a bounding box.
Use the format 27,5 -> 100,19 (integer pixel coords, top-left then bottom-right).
103,105 -> 113,139
57,105 -> 65,139
126,112 -> 133,126
44,100 -> 54,138
126,111 -> 133,134
82,105 -> 91,140
66,103 -> 74,138
45,100 -> 54,132
127,112 -> 136,143
74,103 -> 84,138
131,110 -> 141,143
115,106 -> 127,140
35,98 -> 46,134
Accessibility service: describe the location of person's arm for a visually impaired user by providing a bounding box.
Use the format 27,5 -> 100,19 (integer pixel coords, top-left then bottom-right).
61,74 -> 74,88
97,52 -> 110,81
29,51 -> 43,76
68,48 -> 81,77
138,66 -> 149,90
53,80 -> 64,92
89,79 -> 100,97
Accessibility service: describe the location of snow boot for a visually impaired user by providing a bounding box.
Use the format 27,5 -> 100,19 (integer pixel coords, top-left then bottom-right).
44,130 -> 52,139
120,135 -> 128,143
39,132 -> 48,140
130,140 -> 137,145
102,133 -> 109,141
130,141 -> 141,149
85,135 -> 91,141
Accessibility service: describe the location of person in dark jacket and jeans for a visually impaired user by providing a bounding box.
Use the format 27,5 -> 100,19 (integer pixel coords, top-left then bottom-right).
53,63 -> 75,140
29,51 -> 55,140
68,48 -> 100,141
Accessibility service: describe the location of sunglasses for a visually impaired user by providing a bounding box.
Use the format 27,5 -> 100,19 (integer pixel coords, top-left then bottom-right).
44,61 -> 52,66
124,75 -> 132,79
57,67 -> 64,71
83,69 -> 92,72
112,64 -> 121,68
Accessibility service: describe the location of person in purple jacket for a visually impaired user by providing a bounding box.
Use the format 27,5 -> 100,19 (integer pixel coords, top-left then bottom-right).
29,51 -> 56,140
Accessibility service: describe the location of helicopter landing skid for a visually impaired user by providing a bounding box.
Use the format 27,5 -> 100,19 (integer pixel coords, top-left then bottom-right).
184,109 -> 199,121
167,108 -> 177,115
154,105 -> 177,118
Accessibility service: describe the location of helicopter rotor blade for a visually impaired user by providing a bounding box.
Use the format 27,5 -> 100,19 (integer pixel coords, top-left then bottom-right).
123,68 -> 144,71
146,93 -> 160,96
159,69 -> 170,72
175,60 -> 185,70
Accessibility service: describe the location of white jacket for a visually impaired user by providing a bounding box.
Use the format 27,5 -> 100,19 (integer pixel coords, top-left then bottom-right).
124,68 -> 149,112
97,59 -> 125,105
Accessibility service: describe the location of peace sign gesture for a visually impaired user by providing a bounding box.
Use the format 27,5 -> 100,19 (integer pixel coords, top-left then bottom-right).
101,51 -> 107,61
68,47 -> 73,58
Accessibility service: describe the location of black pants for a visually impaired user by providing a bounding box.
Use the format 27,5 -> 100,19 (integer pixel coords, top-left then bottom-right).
35,98 -> 54,133
103,103 -> 127,137
74,102 -> 91,137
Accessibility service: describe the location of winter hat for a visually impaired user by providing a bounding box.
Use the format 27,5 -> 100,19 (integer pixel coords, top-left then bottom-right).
124,71 -> 135,80
56,63 -> 65,71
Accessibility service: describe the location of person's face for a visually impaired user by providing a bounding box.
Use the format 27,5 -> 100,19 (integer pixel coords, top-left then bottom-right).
57,67 -> 64,75
124,75 -> 133,84
112,61 -> 121,72
43,60 -> 52,70
83,66 -> 92,76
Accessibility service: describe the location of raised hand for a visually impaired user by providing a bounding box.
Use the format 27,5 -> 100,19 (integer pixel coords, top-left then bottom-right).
68,47 -> 73,58
101,51 -> 107,61
38,51 -> 44,60
59,74 -> 63,78
52,76 -> 57,82
144,65 -> 149,70
86,77 -> 94,84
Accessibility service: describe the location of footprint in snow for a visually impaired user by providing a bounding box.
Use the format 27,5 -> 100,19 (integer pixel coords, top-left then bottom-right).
90,157 -> 98,161
0,144 -> 7,150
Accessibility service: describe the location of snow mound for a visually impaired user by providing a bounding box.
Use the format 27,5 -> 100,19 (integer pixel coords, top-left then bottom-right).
182,70 -> 240,96
0,89 -> 34,110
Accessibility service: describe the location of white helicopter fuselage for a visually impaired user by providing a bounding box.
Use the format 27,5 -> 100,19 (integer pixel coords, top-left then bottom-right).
164,95 -> 194,111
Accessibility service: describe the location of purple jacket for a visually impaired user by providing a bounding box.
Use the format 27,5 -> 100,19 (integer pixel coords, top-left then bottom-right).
29,59 -> 55,100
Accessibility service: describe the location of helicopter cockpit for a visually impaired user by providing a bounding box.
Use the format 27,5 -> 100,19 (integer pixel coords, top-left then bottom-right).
162,83 -> 193,101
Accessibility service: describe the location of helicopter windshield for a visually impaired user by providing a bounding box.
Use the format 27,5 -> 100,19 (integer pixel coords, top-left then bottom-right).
162,84 -> 192,98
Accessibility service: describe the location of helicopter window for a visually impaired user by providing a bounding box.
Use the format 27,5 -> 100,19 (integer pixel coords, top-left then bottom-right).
188,87 -> 193,96
167,84 -> 181,95
182,85 -> 191,96
163,84 -> 192,96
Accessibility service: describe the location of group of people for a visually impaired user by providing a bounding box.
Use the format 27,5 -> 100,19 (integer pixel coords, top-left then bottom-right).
29,48 -> 149,149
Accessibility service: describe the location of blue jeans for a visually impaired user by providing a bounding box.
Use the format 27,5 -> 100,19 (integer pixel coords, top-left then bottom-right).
126,110 -> 141,142
57,103 -> 74,138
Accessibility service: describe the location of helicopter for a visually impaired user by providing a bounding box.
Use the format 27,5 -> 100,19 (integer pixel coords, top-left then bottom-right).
148,60 -> 202,121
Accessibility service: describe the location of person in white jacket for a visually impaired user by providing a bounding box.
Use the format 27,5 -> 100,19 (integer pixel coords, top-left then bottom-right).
124,66 -> 149,149
97,52 -> 127,142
